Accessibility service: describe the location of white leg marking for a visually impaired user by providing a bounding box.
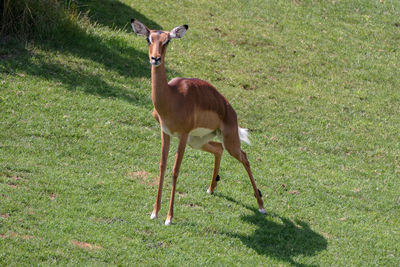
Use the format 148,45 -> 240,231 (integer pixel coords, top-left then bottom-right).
207,188 -> 212,194
164,219 -> 172,225
258,208 -> 267,214
150,212 -> 157,219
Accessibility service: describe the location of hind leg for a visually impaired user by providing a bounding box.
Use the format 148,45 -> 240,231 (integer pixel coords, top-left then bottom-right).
222,125 -> 266,213
238,149 -> 266,213
201,141 -> 224,194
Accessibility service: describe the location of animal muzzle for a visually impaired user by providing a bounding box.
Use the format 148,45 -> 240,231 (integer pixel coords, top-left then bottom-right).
150,56 -> 162,66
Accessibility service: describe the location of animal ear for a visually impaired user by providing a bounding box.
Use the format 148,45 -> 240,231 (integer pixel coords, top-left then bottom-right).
131,19 -> 150,37
169,25 -> 188,39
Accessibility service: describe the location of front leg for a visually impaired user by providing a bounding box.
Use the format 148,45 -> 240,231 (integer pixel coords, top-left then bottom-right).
165,134 -> 188,225
151,130 -> 170,219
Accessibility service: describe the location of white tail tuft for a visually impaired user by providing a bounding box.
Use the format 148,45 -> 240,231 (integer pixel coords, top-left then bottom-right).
238,127 -> 250,144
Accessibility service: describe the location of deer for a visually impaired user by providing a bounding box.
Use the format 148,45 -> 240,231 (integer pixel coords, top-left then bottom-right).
131,19 -> 266,225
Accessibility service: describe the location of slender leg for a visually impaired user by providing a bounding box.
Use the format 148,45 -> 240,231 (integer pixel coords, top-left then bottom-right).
151,130 -> 170,219
201,141 -> 223,194
239,149 -> 266,213
222,124 -> 266,214
165,134 -> 188,225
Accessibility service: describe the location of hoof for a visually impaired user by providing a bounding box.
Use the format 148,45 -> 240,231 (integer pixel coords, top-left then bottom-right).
207,188 -> 213,194
164,219 -> 172,226
258,208 -> 267,214
150,212 -> 157,219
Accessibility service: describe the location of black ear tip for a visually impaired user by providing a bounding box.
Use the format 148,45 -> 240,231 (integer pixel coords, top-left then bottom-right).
183,24 -> 188,30
131,18 -> 135,23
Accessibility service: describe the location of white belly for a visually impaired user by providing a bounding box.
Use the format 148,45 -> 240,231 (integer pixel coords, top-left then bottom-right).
189,128 -> 215,137
188,128 -> 219,149
161,125 -> 220,149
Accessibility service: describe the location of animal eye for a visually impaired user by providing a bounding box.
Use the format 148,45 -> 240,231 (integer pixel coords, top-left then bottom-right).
146,37 -> 151,45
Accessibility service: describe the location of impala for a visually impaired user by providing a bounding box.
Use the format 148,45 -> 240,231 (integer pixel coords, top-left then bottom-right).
131,19 -> 266,225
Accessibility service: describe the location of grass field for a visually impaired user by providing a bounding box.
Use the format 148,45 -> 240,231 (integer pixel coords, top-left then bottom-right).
1,0 -> 400,265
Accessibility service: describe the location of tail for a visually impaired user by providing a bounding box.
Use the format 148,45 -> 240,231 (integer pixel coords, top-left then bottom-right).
238,127 -> 250,145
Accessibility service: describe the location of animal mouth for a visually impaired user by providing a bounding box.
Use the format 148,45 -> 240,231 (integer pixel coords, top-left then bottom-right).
150,60 -> 161,66
150,57 -> 162,66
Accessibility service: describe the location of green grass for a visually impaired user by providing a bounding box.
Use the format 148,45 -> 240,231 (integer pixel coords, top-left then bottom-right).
1,0 -> 400,265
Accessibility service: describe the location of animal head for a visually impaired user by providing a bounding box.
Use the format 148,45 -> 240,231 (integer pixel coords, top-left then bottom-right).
131,19 -> 188,67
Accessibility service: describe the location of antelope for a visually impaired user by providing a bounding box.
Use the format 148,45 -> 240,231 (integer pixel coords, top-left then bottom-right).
131,19 -> 266,225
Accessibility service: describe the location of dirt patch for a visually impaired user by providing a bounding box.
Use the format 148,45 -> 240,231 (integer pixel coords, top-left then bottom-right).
0,232 -> 35,240
321,232 -> 331,239
269,136 -> 278,142
72,240 -> 104,250
292,0 -> 302,6
185,203 -> 201,209
241,83 -> 257,90
127,170 -> 158,187
146,241 -> 165,249
92,217 -> 125,224
1,214 -> 9,219
1,169 -> 29,180
21,235 -> 35,240
132,171 -> 148,179
177,191 -> 187,197
49,193 -> 56,200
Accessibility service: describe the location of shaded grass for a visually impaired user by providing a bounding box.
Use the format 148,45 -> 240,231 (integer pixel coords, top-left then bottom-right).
1,0 -> 400,266
0,0 -> 71,39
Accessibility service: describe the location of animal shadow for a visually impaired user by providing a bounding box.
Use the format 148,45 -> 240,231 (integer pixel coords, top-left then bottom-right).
217,194 -> 327,267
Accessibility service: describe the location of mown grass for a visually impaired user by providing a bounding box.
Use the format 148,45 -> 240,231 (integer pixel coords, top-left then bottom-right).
1,0 -> 400,265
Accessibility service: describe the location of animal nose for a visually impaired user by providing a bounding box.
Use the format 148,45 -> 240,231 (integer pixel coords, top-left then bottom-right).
152,56 -> 161,62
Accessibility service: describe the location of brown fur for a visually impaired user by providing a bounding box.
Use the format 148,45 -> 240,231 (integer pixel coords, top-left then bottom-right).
131,19 -> 265,224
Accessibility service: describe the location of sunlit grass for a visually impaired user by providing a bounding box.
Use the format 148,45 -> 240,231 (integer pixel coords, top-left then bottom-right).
1,0 -> 399,265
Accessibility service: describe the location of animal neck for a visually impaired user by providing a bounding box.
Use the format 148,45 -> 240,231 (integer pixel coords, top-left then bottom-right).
151,62 -> 172,115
